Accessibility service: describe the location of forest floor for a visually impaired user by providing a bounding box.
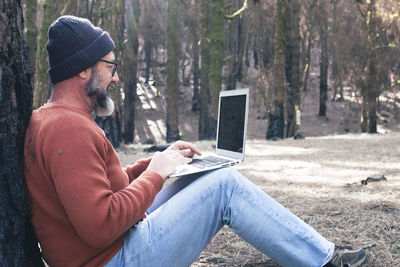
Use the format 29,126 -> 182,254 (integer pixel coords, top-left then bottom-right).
118,133 -> 400,267
116,64 -> 400,266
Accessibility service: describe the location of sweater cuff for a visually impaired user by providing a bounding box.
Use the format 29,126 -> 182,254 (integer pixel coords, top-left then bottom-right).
139,170 -> 164,193
124,157 -> 153,182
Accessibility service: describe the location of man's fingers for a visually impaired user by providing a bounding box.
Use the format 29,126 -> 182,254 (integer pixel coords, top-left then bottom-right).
179,148 -> 194,157
181,143 -> 202,156
185,143 -> 202,156
182,156 -> 192,164
169,141 -> 202,156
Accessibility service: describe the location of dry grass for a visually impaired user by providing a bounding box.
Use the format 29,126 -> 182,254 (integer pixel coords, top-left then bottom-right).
117,132 -> 400,267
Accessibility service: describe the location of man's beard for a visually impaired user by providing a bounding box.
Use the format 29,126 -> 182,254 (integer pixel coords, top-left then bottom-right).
86,68 -> 115,117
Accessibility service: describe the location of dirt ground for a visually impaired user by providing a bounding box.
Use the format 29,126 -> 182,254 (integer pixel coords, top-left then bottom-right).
116,63 -> 400,266
117,132 -> 400,267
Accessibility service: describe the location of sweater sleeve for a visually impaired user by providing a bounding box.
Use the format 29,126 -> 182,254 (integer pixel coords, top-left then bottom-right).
42,122 -> 163,250
124,157 -> 152,183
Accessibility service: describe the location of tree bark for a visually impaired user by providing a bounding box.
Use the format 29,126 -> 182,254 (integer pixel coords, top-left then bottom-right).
330,0 -> 344,101
33,0 -> 60,108
142,0 -> 154,85
285,0 -> 301,137
199,0 -> 211,140
166,0 -> 180,142
226,0 -> 240,91
191,16 -> 200,112
24,0 -> 37,74
318,1 -> 328,117
123,0 -> 140,144
144,39 -> 152,84
266,0 -> 286,140
365,0 -> 378,133
0,0 -> 44,265
208,0 -> 224,127
111,0 -> 125,145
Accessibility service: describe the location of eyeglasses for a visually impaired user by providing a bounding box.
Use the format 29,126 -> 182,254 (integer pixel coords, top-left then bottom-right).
99,59 -> 118,77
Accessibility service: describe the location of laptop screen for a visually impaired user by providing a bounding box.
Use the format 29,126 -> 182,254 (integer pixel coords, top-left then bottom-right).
216,94 -> 247,153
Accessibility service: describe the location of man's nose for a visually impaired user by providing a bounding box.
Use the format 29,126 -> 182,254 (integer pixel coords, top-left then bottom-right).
112,71 -> 119,83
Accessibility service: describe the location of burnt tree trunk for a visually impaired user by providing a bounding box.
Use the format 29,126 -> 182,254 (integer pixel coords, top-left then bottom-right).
285,0 -> 301,137
365,0 -> 378,133
318,1 -> 328,117
207,0 -> 224,135
166,0 -> 181,142
144,39 -> 152,84
266,0 -> 286,140
0,0 -> 44,266
123,0 -> 140,144
191,20 -> 200,112
199,0 -> 212,140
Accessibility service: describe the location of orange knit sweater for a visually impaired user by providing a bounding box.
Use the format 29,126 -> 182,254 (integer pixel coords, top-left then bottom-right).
23,103 -> 163,266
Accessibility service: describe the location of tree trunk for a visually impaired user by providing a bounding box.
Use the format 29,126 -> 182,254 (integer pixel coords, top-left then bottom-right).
231,11 -> 246,89
239,15 -> 249,82
144,39 -> 152,84
0,0 -> 44,266
110,0 -> 125,147
166,0 -> 180,142
142,0 -> 154,84
33,0 -> 60,108
285,0 -> 301,137
207,0 -> 224,137
318,1 -> 328,117
226,6 -> 237,91
266,0 -> 286,140
360,86 -> 368,132
123,0 -> 140,144
300,2 -> 315,94
111,0 -> 125,145
226,0 -> 240,91
366,0 -> 378,133
191,19 -> 200,112
25,0 -> 37,74
199,0 -> 211,140
61,0 -> 79,15
330,0 -> 344,102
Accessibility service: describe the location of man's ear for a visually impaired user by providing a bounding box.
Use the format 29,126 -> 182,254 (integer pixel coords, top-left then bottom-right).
78,68 -> 91,80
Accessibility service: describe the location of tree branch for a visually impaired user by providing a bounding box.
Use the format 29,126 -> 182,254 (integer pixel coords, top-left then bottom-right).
225,0 -> 248,19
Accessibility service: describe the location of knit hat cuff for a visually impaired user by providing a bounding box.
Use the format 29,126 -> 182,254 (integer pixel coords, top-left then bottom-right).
48,32 -> 115,84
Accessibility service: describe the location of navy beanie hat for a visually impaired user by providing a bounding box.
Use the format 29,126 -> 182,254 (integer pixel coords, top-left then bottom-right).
46,15 -> 115,84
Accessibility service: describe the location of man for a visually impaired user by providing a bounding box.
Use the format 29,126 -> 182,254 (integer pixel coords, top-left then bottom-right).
23,16 -> 366,267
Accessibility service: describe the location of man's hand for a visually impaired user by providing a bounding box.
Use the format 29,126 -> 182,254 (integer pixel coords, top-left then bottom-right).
166,141 -> 202,158
147,150 -> 192,181
146,141 -> 201,181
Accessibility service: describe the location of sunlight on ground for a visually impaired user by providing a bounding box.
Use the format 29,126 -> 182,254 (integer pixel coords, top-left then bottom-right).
245,144 -> 318,156
233,133 -> 400,209
137,83 -> 161,110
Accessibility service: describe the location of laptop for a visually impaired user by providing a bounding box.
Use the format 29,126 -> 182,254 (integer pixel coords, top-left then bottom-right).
170,88 -> 249,177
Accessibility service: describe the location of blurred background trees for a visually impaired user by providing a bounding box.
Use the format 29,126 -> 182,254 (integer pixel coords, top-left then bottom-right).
21,0 -> 400,145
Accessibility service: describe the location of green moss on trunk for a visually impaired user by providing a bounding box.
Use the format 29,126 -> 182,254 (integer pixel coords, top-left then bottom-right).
166,0 -> 180,142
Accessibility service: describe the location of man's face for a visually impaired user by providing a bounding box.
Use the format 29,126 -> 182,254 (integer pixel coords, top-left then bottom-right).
85,53 -> 119,117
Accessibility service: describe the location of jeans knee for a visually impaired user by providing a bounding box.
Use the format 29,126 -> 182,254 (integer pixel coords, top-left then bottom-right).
210,167 -> 246,188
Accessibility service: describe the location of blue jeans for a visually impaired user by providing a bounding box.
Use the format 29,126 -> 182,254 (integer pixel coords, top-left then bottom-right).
105,168 -> 334,267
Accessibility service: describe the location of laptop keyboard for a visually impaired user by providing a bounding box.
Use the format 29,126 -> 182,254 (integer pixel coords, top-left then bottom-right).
188,156 -> 233,169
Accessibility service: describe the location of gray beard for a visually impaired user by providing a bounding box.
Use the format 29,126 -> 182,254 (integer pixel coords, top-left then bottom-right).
93,91 -> 115,117
86,69 -> 115,117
